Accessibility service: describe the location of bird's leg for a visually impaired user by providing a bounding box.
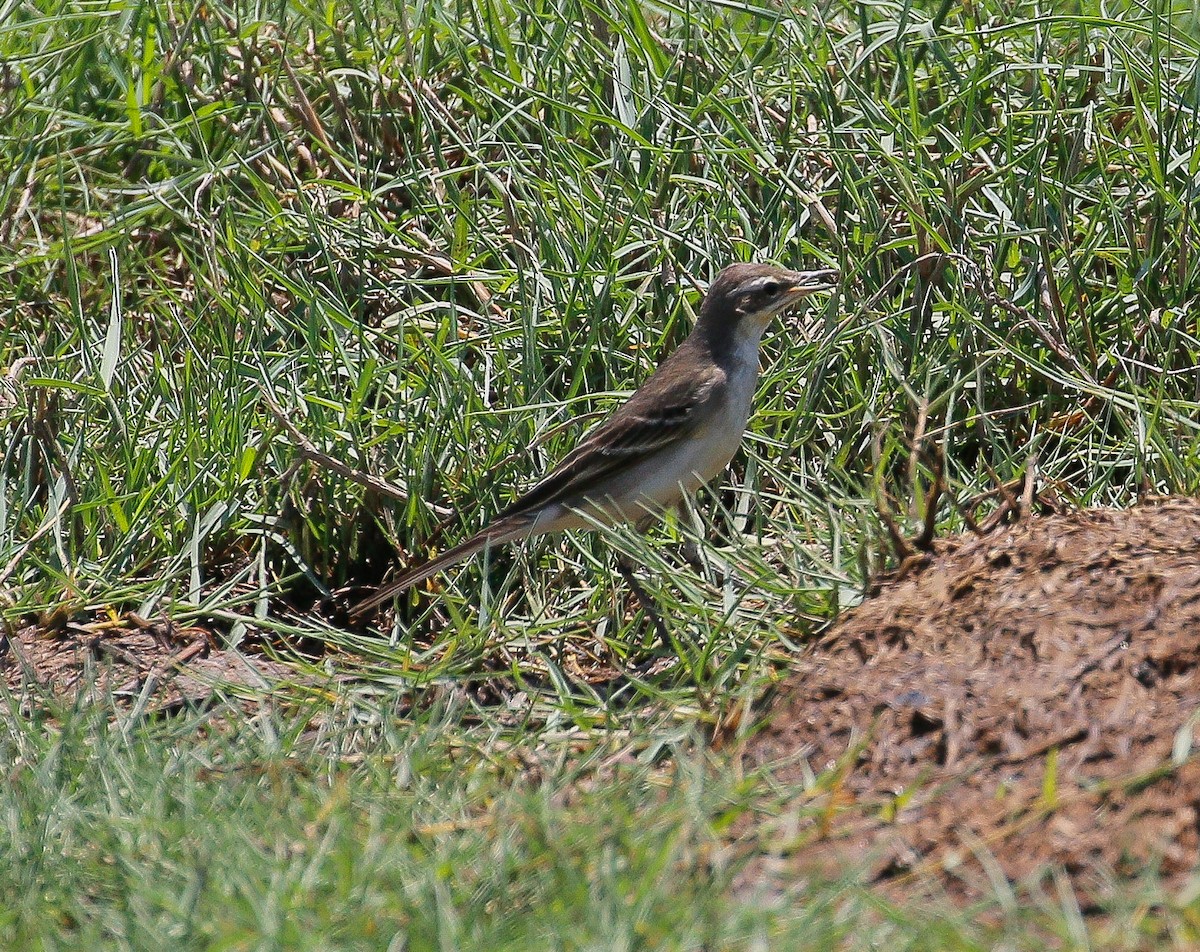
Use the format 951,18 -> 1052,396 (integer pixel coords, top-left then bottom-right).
614,512 -> 672,654
678,504 -> 729,586
614,554 -> 671,654
683,540 -> 746,590
679,537 -> 705,575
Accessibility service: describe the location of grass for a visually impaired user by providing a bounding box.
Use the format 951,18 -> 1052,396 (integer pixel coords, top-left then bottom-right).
2,0 -> 1200,946
5,695 -> 1189,950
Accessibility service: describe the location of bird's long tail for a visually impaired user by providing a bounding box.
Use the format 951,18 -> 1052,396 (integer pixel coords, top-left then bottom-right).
351,516 -> 531,616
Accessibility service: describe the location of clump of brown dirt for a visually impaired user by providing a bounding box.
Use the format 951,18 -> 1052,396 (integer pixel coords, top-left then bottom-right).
2,614 -> 293,715
743,496 -> 1200,904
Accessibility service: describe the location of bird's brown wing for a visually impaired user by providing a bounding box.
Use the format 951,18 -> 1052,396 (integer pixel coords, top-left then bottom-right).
493,359 -> 728,521
353,347 -> 730,614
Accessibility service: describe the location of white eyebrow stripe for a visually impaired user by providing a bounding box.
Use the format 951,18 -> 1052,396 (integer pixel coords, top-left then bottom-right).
741,276 -> 781,295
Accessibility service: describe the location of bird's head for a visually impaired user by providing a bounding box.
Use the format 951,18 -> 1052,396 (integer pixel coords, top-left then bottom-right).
699,263 -> 839,341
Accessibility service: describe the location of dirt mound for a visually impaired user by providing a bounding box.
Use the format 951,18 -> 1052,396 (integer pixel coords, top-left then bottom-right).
2,614 -> 293,714
743,496 -> 1200,904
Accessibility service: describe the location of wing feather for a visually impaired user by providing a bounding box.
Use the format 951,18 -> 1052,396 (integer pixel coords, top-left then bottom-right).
494,359 -> 727,520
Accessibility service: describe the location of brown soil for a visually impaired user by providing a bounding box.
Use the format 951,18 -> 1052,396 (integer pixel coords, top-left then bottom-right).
2,614 -> 293,714
742,496 -> 1200,905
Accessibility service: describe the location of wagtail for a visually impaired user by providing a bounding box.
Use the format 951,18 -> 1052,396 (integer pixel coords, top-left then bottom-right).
355,262 -> 839,615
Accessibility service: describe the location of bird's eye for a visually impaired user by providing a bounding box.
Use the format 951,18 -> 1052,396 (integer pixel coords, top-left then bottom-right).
762,281 -> 780,297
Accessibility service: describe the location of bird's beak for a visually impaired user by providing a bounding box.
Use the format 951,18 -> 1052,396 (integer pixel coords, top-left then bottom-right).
784,267 -> 840,297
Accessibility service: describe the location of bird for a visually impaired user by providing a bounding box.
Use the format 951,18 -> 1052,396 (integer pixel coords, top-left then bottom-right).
353,262 -> 839,616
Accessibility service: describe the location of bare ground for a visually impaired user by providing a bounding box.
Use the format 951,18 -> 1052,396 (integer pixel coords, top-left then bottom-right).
1,614 -> 294,715
742,496 -> 1200,905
